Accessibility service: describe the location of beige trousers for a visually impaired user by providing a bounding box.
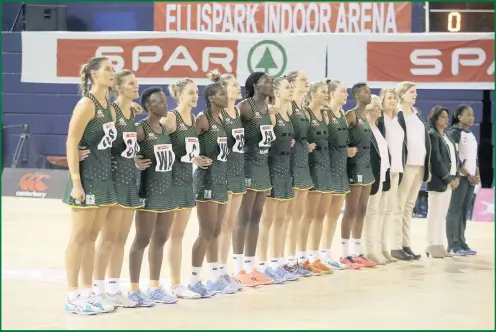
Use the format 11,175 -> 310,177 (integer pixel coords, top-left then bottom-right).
394,165 -> 424,249
378,172 -> 400,252
362,183 -> 383,255
426,187 -> 452,246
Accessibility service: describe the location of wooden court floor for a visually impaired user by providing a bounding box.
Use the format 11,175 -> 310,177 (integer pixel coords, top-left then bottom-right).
2,197 -> 494,330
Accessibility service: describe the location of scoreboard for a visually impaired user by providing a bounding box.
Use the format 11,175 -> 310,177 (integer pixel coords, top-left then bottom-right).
426,1 -> 494,32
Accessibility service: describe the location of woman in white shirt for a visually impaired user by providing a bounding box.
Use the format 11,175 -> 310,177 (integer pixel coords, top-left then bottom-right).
362,95 -> 391,265
426,106 -> 460,258
446,105 -> 480,256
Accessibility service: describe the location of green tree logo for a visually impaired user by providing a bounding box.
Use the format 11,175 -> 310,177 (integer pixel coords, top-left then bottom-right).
247,40 -> 287,78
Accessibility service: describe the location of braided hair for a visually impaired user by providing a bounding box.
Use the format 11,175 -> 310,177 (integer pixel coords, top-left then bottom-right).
244,71 -> 266,98
452,104 -> 471,126
203,82 -> 224,108
79,56 -> 108,96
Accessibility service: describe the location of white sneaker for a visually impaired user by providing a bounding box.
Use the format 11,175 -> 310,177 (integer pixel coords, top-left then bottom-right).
170,284 -> 201,299
90,293 -> 115,313
105,292 -> 138,308
64,295 -> 102,315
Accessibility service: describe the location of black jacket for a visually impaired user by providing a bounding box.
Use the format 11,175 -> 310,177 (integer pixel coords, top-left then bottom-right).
397,109 -> 432,182
369,125 -> 388,196
426,128 -> 460,192
377,114 -> 405,192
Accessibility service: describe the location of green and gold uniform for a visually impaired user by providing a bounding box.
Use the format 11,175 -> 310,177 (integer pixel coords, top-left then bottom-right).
169,110 -> 199,209
268,113 -> 295,200
136,120 -> 177,212
326,109 -> 350,195
307,109 -> 332,193
194,110 -> 229,203
221,107 -> 246,194
289,101 -> 313,190
62,93 -> 117,207
347,109 -> 374,186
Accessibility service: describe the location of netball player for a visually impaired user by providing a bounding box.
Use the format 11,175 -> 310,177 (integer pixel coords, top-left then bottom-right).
319,80 -> 356,270
232,72 -> 276,286
394,81 -> 431,260
282,70 -> 313,277
256,77 -> 298,283
163,79 -> 212,298
207,70 -> 246,289
295,81 -> 333,275
340,82 -> 376,268
63,57 -> 117,314
189,82 -> 238,296
127,87 -> 178,306
90,70 -> 141,308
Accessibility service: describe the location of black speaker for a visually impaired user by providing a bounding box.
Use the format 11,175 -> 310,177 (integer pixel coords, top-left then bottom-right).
23,4 -> 67,31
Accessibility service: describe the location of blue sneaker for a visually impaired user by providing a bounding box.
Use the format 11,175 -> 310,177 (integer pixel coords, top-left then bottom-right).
221,274 -> 243,291
295,264 -> 313,277
263,267 -> 286,284
463,248 -> 477,255
275,266 -> 298,281
65,295 -> 102,315
128,289 -> 155,307
325,260 -> 347,270
147,286 -> 179,304
188,281 -> 215,298
206,278 -> 238,294
451,249 -> 468,256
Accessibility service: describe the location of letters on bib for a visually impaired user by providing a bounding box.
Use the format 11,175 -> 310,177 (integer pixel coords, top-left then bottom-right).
259,125 -> 275,148
97,122 -> 117,150
181,137 -> 200,163
154,144 -> 174,172
121,132 -> 140,159
217,137 -> 228,162
232,128 -> 245,153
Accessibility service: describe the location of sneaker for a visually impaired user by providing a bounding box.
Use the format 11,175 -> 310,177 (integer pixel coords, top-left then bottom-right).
276,266 -> 298,281
251,267 -> 280,285
222,274 -> 244,291
463,248 -> 477,255
324,260 -> 347,270
340,256 -> 362,269
171,284 -> 202,299
90,293 -> 115,313
450,249 -> 468,256
128,289 -> 155,307
291,263 -> 312,277
188,281 -> 215,298
353,254 -> 377,267
206,278 -> 238,294
234,271 -> 259,287
105,292 -> 137,308
302,260 -> 322,275
147,286 -> 179,304
313,259 -> 333,274
65,295 -> 102,315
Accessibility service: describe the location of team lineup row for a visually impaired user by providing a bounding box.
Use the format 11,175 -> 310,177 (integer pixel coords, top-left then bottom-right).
63,56 -> 480,315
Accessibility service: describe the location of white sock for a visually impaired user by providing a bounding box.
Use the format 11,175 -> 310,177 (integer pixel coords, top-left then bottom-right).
207,262 -> 220,280
341,238 -> 350,258
257,261 -> 267,272
218,264 -> 226,275
245,257 -> 255,273
309,251 -> 319,263
286,256 -> 297,266
353,239 -> 362,257
67,290 -> 79,301
297,251 -> 307,263
278,257 -> 285,266
92,280 -> 105,295
319,249 -> 330,261
233,254 -> 244,275
328,250 -> 334,261
189,267 -> 202,285
81,287 -> 92,298
107,278 -> 120,295
270,258 -> 279,269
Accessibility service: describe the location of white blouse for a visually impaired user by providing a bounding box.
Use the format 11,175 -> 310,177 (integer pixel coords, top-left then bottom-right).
384,114 -> 405,173
372,128 -> 390,183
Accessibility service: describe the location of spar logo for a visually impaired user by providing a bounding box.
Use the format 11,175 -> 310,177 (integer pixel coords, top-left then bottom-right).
16,173 -> 50,199
56,38 -> 239,80
247,40 -> 287,77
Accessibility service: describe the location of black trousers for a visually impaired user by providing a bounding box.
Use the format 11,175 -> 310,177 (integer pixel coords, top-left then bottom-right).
446,177 -> 475,251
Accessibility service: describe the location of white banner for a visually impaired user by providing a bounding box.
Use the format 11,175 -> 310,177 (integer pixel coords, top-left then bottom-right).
21,32 -> 494,89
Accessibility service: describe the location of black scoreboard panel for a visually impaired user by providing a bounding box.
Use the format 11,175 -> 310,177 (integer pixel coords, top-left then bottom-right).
428,2 -> 494,32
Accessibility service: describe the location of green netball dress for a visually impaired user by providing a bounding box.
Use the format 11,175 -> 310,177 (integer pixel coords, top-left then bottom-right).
169,110 -> 199,209
243,98 -> 275,191
62,93 -> 117,208
347,109 -> 374,186
289,101 -> 313,190
110,103 -> 141,208
221,107 -> 246,194
307,109 -> 332,193
326,108 -> 350,195
268,113 -> 295,200
194,110 -> 229,203
136,120 -> 177,212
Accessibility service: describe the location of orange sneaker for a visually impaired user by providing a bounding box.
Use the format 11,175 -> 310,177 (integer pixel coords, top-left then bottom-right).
302,260 -> 322,275
249,269 -> 274,285
353,255 -> 377,267
234,271 -> 259,287
339,256 -> 362,269
313,259 -> 333,274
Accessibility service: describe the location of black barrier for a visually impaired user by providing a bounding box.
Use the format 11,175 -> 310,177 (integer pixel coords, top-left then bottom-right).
1,168 -> 67,199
